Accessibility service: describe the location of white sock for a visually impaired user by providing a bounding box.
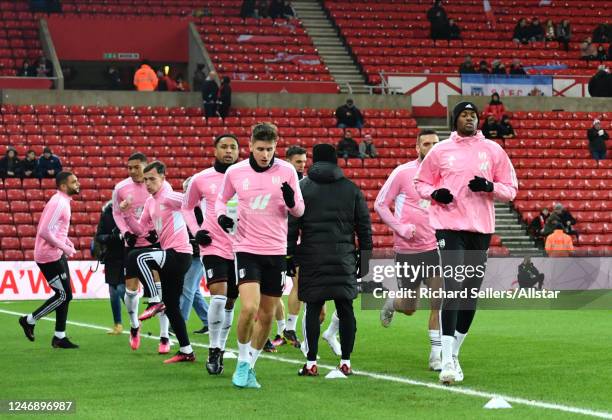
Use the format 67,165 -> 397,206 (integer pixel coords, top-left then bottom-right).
125,289 -> 140,328
277,319 -> 286,335
26,314 -> 35,325
429,329 -> 442,358
441,335 -> 455,367
149,282 -> 162,303
159,312 -> 169,339
54,331 -> 66,339
454,331 -> 467,357
340,359 -> 351,368
208,295 -> 227,349
249,345 -> 262,368
238,341 -> 250,363
180,344 -> 193,354
306,360 -> 316,369
286,314 -> 298,331
220,308 -> 234,351
324,311 -> 339,337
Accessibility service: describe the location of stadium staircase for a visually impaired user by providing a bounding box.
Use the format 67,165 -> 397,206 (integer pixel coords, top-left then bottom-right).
494,202 -> 541,256
291,0 -> 369,94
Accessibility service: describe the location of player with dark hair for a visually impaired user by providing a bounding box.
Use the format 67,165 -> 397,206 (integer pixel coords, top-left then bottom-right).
19,172 -> 80,348
414,102 -> 518,384
120,161 -> 196,364
375,129 -> 443,371
182,134 -> 241,374
216,123 -> 304,388
112,152 -> 170,353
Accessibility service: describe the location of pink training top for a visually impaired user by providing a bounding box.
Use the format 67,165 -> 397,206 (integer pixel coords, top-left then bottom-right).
183,167 -> 233,260
375,159 -> 437,253
414,131 -> 518,234
125,183 -> 192,254
34,190 -> 74,263
112,177 -> 152,248
215,158 -> 305,255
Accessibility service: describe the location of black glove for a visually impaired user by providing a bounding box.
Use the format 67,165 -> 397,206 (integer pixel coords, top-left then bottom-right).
145,230 -> 158,244
111,227 -> 122,242
431,188 -> 454,204
195,229 -> 212,246
217,215 -> 235,233
356,250 -> 370,278
285,256 -> 297,277
123,231 -> 137,248
281,182 -> 295,208
468,176 -> 494,193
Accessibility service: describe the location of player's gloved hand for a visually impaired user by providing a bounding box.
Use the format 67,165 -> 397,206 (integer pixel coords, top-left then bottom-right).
217,215 -> 235,233
397,224 -> 416,240
285,256 -> 297,277
123,231 -> 137,248
281,182 -> 295,208
431,188 -> 454,204
195,229 -> 212,246
468,176 -> 494,193
145,230 -> 158,244
111,227 -> 122,242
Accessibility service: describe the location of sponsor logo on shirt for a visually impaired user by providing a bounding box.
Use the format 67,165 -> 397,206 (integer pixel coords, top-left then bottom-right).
249,194 -> 271,210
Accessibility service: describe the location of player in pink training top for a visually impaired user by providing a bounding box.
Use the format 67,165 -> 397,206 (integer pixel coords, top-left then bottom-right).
215,123 -> 304,389
19,172 -> 80,349
375,129 -> 443,372
112,152 -> 170,354
414,101 -> 518,385
182,133 -> 240,375
120,161 -> 196,364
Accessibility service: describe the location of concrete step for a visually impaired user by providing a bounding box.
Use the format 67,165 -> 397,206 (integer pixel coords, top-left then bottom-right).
323,58 -> 355,64
313,39 -> 344,46
334,76 -> 367,82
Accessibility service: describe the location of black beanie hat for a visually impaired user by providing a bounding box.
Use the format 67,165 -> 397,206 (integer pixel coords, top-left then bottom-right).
452,101 -> 479,129
313,143 -> 337,164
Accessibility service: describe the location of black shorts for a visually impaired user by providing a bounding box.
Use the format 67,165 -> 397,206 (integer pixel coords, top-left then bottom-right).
123,244 -> 159,297
395,249 -> 441,290
201,255 -> 239,300
235,252 -> 286,297
37,256 -> 72,298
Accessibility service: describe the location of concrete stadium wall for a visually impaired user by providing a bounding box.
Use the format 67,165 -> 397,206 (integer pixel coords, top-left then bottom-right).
447,95 -> 612,127
0,89 -> 412,111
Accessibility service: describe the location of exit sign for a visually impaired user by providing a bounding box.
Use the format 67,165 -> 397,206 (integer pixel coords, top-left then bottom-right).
103,53 -> 140,60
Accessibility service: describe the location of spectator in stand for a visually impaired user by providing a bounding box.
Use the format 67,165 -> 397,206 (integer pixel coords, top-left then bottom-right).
192,64 -> 206,92
337,130 -> 361,160
18,60 -> 35,77
175,74 -> 188,92
478,60 -> 490,74
105,66 -> 122,90
268,0 -> 283,18
528,208 -> 550,247
588,65 -> 612,97
592,23 -> 612,44
36,55 -> 52,77
483,92 -> 506,122
580,37 -> 597,61
359,134 -> 378,158
158,71 -> 177,92
596,45 -> 608,61
481,115 -> 500,139
491,60 -> 507,75
498,115 -> 516,139
427,0 -> 449,41
240,0 -> 256,18
513,18 -> 531,45
448,18 -> 461,40
544,19 -> 556,42
517,257 -> 545,290
202,71 -> 219,118
336,98 -> 364,129
587,119 -> 609,161
36,147 -> 62,179
134,60 -> 158,91
509,58 -> 527,75
556,19 -> 571,51
282,0 -> 295,18
257,0 -> 269,18
553,202 -> 579,239
156,70 -> 168,91
218,76 -> 232,119
0,146 -> 22,178
545,223 -> 574,257
21,150 -> 38,178
458,55 -> 476,74
542,211 -> 561,237
527,18 -> 545,42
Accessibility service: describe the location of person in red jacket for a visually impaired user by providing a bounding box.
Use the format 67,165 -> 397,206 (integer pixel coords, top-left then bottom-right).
482,93 -> 506,123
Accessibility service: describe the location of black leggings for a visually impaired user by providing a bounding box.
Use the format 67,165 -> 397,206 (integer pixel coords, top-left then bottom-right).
32,256 -> 72,332
303,299 -> 356,361
436,230 -> 491,337
126,248 -> 192,347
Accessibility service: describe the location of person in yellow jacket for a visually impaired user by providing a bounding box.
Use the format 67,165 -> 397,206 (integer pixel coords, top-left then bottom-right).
133,61 -> 158,91
545,224 -> 574,257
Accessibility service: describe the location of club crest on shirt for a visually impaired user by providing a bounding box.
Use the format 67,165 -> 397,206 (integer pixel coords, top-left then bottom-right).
271,176 -> 281,185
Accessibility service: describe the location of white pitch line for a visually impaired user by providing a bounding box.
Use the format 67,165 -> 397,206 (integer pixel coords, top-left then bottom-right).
3,308 -> 612,419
